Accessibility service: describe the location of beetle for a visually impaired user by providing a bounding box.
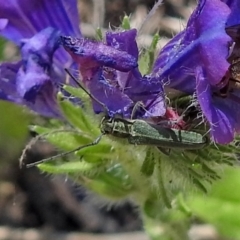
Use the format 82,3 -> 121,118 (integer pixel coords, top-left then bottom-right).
25,69 -> 207,168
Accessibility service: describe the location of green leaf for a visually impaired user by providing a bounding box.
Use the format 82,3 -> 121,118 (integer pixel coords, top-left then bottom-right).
190,197 -> 240,239
0,37 -> 6,60
95,27 -> 103,40
38,161 -> 105,175
76,142 -> 113,159
74,163 -> 133,200
141,147 -> 155,176
31,125 -> 54,134
210,168 -> 240,202
31,126 -> 94,151
63,85 -> 89,102
148,34 -> 159,71
138,50 -> 150,75
139,34 -> 159,75
0,101 -> 30,163
189,168 -> 240,238
149,34 -> 159,52
175,194 -> 192,217
121,15 -> 131,30
144,195 -> 160,218
85,172 -> 133,200
58,94 -> 99,135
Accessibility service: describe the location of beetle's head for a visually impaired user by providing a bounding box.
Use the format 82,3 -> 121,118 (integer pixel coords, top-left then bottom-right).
100,116 -> 114,134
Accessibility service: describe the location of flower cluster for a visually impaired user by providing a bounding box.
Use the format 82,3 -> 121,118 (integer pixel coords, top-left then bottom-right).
1,0 -> 240,145
0,0 -> 81,117
153,0 -> 240,144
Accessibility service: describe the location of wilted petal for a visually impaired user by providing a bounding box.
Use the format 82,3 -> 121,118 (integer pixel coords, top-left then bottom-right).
61,36 -> 138,73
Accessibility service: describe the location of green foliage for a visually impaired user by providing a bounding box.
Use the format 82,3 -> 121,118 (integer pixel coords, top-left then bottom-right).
39,161 -> 105,175
31,85 -> 240,240
95,27 -> 103,41
32,126 -> 93,151
0,37 -> 6,60
139,34 -> 160,75
189,168 -> 240,239
83,165 -> 134,200
0,101 -> 30,163
121,15 -> 131,30
141,147 -> 155,176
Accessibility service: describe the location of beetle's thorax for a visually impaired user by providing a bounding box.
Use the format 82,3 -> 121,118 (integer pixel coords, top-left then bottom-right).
100,116 -> 133,138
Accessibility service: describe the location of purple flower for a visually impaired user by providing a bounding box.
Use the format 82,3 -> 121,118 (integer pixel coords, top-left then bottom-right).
0,0 -> 81,117
61,29 -> 166,118
153,0 -> 240,144
0,19 -> 8,31
0,0 -> 167,122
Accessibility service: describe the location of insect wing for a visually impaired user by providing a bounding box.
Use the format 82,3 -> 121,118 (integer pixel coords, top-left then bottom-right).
128,120 -> 207,149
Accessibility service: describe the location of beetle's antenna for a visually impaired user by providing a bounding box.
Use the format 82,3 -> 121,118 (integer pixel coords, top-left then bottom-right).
22,70 -> 109,168
19,129 -> 81,168
65,68 -> 109,113
25,134 -> 104,168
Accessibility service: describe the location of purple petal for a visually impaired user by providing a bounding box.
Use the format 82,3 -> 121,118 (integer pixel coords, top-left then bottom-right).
124,70 -> 163,100
0,0 -> 81,71
0,61 -> 22,103
87,69 -> 133,116
16,28 -> 61,101
26,81 -> 61,118
227,93 -> 240,134
196,67 -> 234,144
106,29 -> 138,59
0,0 -> 80,43
153,0 -> 231,93
61,36 -> 138,72
119,69 -> 165,117
0,61 -> 61,117
224,0 -> 240,27
143,95 -> 166,118
0,19 -> 8,31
